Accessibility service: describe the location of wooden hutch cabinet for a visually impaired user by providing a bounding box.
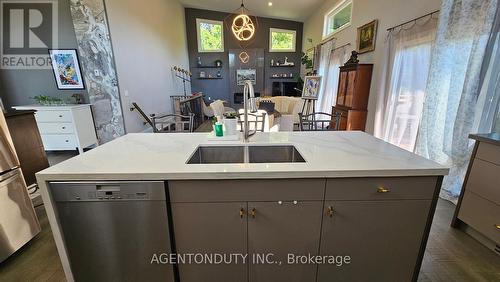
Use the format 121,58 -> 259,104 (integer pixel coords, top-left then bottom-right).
331,53 -> 373,131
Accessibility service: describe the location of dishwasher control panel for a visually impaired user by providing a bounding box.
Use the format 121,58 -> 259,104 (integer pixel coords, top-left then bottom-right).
50,181 -> 166,202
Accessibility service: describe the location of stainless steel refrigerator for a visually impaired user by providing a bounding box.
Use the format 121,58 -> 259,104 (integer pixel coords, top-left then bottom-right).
0,112 -> 41,263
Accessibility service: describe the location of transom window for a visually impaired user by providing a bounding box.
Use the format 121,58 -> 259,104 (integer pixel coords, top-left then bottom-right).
323,0 -> 353,38
196,19 -> 224,53
269,28 -> 296,52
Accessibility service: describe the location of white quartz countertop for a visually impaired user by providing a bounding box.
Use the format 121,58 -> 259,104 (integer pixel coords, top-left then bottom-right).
36,131 -> 449,181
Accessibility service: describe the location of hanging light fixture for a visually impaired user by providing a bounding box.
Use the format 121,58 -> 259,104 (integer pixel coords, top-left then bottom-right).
226,0 -> 257,45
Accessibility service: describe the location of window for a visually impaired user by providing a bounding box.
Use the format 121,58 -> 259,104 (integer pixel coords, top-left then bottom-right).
269,28 -> 296,52
323,0 -> 352,38
196,19 -> 224,53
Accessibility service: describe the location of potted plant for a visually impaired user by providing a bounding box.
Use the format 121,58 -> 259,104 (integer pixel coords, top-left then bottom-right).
32,95 -> 65,106
223,112 -> 238,136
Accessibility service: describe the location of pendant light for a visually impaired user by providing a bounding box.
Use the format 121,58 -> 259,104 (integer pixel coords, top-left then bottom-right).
231,1 -> 255,41
226,0 -> 258,45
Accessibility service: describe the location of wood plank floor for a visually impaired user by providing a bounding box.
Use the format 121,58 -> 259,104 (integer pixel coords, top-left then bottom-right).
1,198 -> 498,281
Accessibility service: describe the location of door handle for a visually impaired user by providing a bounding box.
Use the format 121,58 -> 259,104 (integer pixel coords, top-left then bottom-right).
250,208 -> 256,218
495,224 -> 500,230
327,206 -> 334,217
240,208 -> 246,218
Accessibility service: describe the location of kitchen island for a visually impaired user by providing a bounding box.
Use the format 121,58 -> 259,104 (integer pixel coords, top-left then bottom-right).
36,131 -> 448,282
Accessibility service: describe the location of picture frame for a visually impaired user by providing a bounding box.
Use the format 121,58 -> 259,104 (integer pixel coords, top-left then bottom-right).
357,20 -> 378,54
49,49 -> 85,90
236,69 -> 256,86
302,76 -> 322,100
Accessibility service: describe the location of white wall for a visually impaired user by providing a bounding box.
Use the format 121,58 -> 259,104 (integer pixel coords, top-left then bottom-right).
105,0 -> 190,133
303,0 -> 442,134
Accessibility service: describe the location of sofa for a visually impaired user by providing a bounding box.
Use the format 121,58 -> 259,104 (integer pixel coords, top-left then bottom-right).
258,96 -> 305,131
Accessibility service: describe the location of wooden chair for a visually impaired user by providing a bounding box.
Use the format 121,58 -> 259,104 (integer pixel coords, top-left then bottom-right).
151,113 -> 195,133
237,112 -> 267,133
298,112 -> 342,131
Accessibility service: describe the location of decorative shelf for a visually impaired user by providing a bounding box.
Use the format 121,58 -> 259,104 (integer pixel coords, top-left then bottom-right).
270,65 -> 296,68
194,65 -> 222,68
270,76 -> 295,79
198,77 -> 224,79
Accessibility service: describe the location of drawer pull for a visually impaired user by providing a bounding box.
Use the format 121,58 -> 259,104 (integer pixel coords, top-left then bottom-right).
377,187 -> 390,193
495,224 -> 500,230
58,115 -> 63,118
65,140 -> 69,143
327,206 -> 334,217
62,126 -> 66,129
239,208 -> 246,218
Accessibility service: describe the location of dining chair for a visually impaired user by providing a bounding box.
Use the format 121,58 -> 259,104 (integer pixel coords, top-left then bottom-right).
298,112 -> 342,131
151,113 -> 195,133
237,112 -> 267,133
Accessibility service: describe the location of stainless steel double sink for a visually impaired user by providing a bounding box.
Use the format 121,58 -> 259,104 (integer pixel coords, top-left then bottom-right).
187,145 -> 306,164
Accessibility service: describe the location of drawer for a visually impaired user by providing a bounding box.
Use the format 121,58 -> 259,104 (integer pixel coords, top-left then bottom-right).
38,122 -> 74,134
325,177 -> 438,201
466,159 -> 500,205
476,142 -> 500,166
169,179 -> 325,202
41,134 -> 77,150
34,110 -> 72,123
459,191 -> 500,245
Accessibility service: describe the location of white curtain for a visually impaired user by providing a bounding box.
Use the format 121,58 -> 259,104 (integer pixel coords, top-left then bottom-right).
316,40 -> 335,114
415,0 -> 499,202
317,45 -> 350,115
374,16 -> 438,151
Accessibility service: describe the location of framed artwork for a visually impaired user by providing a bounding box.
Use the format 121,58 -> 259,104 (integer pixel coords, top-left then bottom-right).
357,20 -> 378,54
302,76 -> 322,100
236,69 -> 256,86
49,49 -> 85,90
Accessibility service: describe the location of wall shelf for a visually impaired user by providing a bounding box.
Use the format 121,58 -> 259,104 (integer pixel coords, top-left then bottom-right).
270,65 -> 296,68
270,77 -> 295,79
194,66 -> 222,68
198,77 -> 224,79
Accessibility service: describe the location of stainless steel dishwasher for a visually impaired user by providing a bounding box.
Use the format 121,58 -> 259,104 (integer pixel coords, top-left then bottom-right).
51,181 -> 174,282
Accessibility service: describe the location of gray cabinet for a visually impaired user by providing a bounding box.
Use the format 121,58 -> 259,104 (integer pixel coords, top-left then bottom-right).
172,202 -> 248,282
169,177 -> 438,282
248,201 -> 323,282
169,180 -> 325,282
317,200 -> 431,282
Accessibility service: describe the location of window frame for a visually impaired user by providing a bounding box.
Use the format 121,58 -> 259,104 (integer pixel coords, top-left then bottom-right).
269,28 -> 297,53
323,0 -> 353,39
196,18 -> 224,53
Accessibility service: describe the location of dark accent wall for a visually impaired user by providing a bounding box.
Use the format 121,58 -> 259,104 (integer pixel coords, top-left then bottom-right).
185,8 -> 303,106
0,0 -> 88,109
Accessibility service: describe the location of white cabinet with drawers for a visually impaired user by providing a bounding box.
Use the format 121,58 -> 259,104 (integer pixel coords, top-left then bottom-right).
13,104 -> 98,154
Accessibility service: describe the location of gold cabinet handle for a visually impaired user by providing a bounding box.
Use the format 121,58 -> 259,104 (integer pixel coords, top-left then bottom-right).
240,208 -> 246,218
250,208 -> 256,218
377,187 -> 390,193
495,224 -> 500,230
327,206 -> 334,217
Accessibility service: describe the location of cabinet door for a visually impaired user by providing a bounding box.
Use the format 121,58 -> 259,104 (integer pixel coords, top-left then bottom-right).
317,200 -> 431,282
248,201 -> 323,282
336,71 -> 348,106
344,71 -> 357,108
172,202 -> 248,282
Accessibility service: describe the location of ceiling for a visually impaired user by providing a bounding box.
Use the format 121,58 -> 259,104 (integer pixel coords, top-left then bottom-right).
179,0 -> 325,22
